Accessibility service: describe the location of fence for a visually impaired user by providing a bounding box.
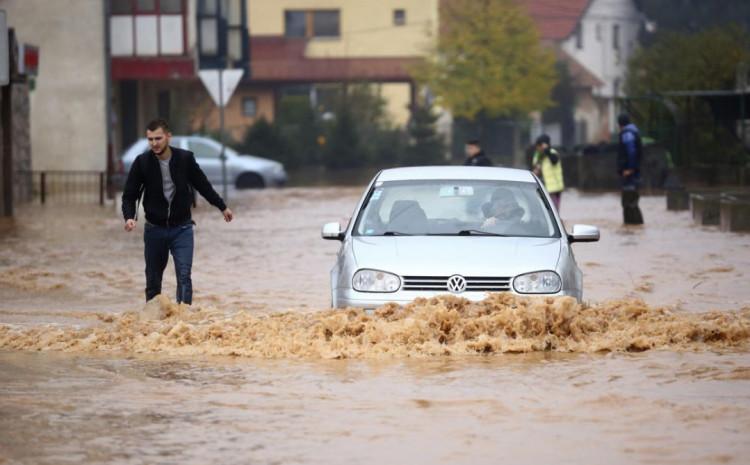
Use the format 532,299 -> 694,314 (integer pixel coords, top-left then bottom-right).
19,171 -> 106,205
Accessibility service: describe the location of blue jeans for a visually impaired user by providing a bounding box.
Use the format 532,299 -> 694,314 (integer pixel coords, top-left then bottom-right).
144,222 -> 194,304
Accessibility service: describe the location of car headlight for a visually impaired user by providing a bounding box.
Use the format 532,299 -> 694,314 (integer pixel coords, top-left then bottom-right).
513,271 -> 561,294
352,269 -> 401,293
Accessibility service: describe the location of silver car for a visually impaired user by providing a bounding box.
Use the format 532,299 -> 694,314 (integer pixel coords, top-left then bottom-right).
321,166 -> 600,309
119,135 -> 287,188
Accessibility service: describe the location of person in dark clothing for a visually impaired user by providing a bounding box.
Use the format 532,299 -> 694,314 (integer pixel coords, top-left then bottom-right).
122,118 -> 234,305
463,139 -> 493,166
617,114 -> 644,225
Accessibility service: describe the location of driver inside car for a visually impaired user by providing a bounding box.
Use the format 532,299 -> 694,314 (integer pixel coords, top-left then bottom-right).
481,188 -> 525,233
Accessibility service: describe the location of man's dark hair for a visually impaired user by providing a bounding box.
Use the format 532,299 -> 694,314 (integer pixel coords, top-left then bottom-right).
617,114 -> 631,127
146,118 -> 171,133
466,139 -> 480,146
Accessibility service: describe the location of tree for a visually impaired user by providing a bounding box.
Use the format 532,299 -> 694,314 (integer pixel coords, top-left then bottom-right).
323,105 -> 363,169
239,117 -> 290,166
624,26 -> 750,166
402,104 -> 444,165
625,25 -> 750,95
413,0 -> 557,120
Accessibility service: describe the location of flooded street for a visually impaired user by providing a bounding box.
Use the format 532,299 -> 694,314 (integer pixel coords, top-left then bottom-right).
1,188 -> 749,464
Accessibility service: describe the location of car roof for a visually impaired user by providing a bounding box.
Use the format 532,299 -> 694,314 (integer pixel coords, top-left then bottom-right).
376,166 -> 537,183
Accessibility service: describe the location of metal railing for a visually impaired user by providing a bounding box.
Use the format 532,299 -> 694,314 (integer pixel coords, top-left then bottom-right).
19,171 -> 106,205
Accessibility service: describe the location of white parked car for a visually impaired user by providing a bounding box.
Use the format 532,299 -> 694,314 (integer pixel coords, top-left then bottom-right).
322,166 -> 600,309
118,135 -> 287,189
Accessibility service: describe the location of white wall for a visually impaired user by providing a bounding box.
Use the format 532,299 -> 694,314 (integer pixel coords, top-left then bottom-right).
1,0 -> 107,171
562,0 -> 641,99
561,0 -> 641,137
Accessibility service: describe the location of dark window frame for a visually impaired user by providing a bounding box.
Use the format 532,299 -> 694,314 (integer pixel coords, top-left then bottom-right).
612,23 -> 620,50
283,9 -> 341,39
575,23 -> 583,49
197,0 -> 250,71
393,9 -> 406,26
242,96 -> 257,117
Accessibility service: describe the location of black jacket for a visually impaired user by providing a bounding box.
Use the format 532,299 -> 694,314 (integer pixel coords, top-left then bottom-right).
122,147 -> 227,226
464,151 -> 493,167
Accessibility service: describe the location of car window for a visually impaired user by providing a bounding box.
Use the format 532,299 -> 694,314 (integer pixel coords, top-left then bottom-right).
353,179 -> 559,238
188,139 -> 221,158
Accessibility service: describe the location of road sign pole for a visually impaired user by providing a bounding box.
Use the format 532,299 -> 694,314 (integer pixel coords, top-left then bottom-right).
219,70 -> 228,202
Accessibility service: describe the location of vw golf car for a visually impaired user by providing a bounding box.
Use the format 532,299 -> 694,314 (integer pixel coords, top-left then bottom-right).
321,166 -> 599,309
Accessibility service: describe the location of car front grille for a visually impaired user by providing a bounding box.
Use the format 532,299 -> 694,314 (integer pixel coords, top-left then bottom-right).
401,276 -> 512,292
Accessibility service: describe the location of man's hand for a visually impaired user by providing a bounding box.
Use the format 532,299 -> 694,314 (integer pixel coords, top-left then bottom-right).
622,169 -> 634,177
124,219 -> 137,232
222,208 -> 234,222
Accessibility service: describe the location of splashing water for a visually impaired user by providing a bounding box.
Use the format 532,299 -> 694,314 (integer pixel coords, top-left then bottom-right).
1,294 -> 748,359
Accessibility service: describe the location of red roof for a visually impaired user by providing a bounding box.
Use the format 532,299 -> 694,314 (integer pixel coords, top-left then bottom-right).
520,0 -> 591,41
249,36 -> 420,83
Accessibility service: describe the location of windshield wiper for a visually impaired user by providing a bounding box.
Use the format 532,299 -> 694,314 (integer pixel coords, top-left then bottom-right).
383,231 -> 412,236
456,229 -> 508,237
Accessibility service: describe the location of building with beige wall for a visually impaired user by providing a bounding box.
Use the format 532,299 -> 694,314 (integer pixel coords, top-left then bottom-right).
0,0 -> 107,171
246,0 -> 438,126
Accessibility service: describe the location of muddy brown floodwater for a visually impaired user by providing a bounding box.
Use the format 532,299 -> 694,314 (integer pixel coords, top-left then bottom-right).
1,188 -> 749,465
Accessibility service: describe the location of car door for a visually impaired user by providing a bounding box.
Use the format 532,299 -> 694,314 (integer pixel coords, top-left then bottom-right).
187,137 -> 223,185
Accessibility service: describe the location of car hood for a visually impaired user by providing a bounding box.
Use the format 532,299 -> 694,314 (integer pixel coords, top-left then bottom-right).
351,236 -> 561,277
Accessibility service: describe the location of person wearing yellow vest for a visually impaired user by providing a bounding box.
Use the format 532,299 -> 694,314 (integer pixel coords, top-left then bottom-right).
532,134 -> 564,211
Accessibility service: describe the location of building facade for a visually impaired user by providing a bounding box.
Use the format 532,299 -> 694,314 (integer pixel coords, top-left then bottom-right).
1,0 -> 107,171
524,0 -> 642,146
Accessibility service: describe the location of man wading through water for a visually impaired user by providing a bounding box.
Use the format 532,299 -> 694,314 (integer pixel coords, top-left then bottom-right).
617,114 -> 644,225
122,119 -> 233,305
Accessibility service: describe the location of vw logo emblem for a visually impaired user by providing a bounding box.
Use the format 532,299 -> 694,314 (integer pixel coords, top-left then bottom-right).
447,275 -> 467,294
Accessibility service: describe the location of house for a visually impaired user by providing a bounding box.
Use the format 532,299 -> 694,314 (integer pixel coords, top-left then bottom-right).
524,0 -> 643,146
108,0 -> 437,156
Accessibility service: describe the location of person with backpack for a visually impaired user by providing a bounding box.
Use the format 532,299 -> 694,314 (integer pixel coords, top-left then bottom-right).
122,118 -> 233,305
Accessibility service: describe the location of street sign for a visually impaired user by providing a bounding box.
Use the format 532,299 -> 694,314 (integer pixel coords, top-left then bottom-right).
198,69 -> 244,107
0,11 -> 8,86
198,69 -> 245,202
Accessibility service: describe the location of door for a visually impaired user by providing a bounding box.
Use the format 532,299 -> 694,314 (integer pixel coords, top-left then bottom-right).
187,137 -> 223,185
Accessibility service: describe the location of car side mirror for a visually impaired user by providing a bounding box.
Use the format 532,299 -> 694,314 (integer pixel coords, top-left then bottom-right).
322,222 -> 344,241
569,224 -> 600,243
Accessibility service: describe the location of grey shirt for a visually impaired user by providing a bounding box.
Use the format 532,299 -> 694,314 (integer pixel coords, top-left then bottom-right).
158,157 -> 175,204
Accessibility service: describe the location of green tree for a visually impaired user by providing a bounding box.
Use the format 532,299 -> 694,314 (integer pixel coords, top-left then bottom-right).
239,117 -> 291,166
402,104 -> 444,165
625,25 -> 750,95
323,105 -> 363,169
413,0 -> 557,120
625,26 -> 750,166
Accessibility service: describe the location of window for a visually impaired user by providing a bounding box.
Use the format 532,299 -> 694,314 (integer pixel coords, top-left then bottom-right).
242,97 -> 257,117
136,0 -> 156,12
197,0 -> 248,68
353,180 -> 559,238
595,23 -> 602,41
284,10 -> 340,38
393,9 -> 406,26
612,24 -> 620,50
575,24 -> 583,49
109,0 -> 186,56
160,0 -> 183,13
313,11 -> 340,37
188,139 -> 221,158
284,11 -> 307,37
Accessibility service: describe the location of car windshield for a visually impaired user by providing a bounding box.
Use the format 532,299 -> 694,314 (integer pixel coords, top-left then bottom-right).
353,179 -> 559,238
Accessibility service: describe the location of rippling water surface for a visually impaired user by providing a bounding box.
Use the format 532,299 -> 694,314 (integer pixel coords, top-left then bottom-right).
1,188 -> 749,464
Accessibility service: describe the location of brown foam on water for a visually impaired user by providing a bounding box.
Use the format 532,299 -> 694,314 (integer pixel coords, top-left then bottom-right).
1,294 -> 748,359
